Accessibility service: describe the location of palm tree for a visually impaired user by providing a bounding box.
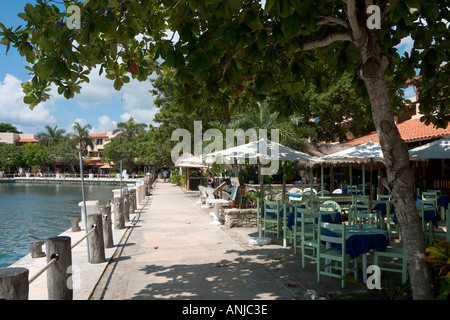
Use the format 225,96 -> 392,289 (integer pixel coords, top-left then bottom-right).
71,121 -> 94,156
113,117 -> 147,139
38,125 -> 66,147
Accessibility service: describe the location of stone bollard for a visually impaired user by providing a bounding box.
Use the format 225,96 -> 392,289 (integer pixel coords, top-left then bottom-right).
71,218 -> 81,232
122,189 -> 130,222
46,236 -> 73,300
99,205 -> 114,248
0,267 -> 29,300
129,188 -> 136,214
29,240 -> 46,258
112,196 -> 125,230
87,214 -> 105,264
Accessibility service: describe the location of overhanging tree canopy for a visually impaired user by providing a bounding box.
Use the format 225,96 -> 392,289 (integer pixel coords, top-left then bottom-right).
1,0 -> 449,299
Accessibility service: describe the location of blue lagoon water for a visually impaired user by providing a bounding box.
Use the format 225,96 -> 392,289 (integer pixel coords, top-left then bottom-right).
0,183 -> 117,268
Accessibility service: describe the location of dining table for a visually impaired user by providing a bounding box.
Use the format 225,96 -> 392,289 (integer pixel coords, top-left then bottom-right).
322,224 -> 390,283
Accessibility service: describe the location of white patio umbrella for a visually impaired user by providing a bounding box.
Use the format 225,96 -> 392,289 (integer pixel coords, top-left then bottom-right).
409,136 -> 450,192
320,140 -> 385,208
409,136 -> 450,159
205,136 -> 322,245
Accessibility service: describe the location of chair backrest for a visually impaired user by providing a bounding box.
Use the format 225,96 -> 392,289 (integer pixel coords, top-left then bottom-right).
322,200 -> 341,213
332,188 -> 342,194
426,189 -> 441,196
303,187 -> 317,195
318,222 -> 346,251
377,194 -> 392,201
205,187 -> 215,199
229,186 -> 239,201
350,199 -> 377,225
264,200 -> 280,216
294,207 -> 315,229
289,188 -> 303,195
422,192 -> 438,208
300,212 -> 321,239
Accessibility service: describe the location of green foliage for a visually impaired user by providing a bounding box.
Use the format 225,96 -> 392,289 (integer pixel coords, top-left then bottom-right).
332,276 -> 412,300
0,144 -> 24,172
169,169 -> 184,186
22,142 -> 49,166
425,240 -> 450,300
0,123 -> 22,133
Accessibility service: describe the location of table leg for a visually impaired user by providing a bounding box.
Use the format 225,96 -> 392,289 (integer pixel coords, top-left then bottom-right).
362,253 -> 367,284
211,203 -> 221,225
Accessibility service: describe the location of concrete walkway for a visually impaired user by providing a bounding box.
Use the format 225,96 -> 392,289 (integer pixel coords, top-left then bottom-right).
89,181 -> 363,300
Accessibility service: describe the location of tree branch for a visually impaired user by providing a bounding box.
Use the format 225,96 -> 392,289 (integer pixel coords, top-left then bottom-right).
346,0 -> 364,43
300,32 -> 353,51
317,16 -> 350,29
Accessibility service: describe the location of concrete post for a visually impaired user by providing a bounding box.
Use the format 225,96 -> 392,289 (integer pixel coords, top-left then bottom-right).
99,205 -> 114,248
29,240 -> 46,258
87,214 -> 105,264
123,189 -> 130,222
46,236 -> 73,300
0,267 -> 29,300
112,196 -> 125,230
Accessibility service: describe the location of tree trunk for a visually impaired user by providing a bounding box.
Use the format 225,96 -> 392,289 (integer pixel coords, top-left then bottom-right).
359,54 -> 433,299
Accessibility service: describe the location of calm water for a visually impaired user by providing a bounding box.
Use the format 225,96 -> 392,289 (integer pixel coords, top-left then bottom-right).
0,183 -> 117,268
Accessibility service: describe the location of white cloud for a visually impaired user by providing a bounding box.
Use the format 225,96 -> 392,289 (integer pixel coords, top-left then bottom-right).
92,115 -> 117,133
0,74 -> 57,133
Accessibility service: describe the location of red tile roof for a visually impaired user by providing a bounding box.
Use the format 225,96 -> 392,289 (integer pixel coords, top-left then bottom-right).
90,133 -> 109,138
346,117 -> 450,145
18,139 -> 39,143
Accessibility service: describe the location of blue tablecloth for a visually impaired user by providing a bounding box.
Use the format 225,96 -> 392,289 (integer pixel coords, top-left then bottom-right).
372,201 -> 394,217
322,225 -> 389,259
286,210 -> 341,231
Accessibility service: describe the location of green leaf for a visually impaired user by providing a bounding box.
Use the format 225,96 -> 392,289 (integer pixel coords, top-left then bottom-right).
244,10 -> 263,31
279,0 -> 293,19
35,58 -> 57,79
281,13 -> 301,39
263,0 -> 276,15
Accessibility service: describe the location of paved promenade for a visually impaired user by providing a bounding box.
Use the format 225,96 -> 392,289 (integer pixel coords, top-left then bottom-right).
89,181 -> 362,300
8,179 -> 366,302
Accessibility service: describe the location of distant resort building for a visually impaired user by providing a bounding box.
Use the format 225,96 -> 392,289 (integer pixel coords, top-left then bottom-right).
0,132 -> 39,145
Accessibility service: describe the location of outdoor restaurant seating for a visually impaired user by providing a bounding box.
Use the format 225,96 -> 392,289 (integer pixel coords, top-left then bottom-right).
195,180 -> 448,289
293,207 -> 315,254
300,212 -> 322,268
317,222 -> 359,289
373,247 -> 408,284
263,200 -> 283,239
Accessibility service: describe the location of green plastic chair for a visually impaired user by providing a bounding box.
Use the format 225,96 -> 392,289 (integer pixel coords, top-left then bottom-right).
417,199 -> 436,244
317,222 -> 358,288
322,200 -> 342,214
373,247 -> 408,284
300,212 -> 322,268
263,200 -> 282,239
283,203 -> 302,247
431,207 -> 450,242
293,207 -> 315,254
349,199 -> 379,227
381,200 -> 401,241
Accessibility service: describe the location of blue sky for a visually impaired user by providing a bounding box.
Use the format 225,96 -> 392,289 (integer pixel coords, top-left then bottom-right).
0,1 -> 416,135
0,1 -> 157,135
